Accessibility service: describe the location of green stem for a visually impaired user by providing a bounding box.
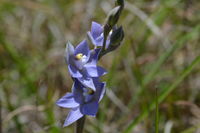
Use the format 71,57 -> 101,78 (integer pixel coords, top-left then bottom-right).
75,116 -> 86,133
98,33 -> 108,59
102,35 -> 108,52
98,24 -> 112,59
155,88 -> 159,133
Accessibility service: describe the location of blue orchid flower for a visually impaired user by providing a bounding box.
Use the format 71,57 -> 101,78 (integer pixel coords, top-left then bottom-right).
65,40 -> 107,90
87,21 -> 112,48
56,79 -> 106,127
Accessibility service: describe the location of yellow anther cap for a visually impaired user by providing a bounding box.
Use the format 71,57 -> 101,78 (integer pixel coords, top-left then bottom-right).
75,53 -> 83,60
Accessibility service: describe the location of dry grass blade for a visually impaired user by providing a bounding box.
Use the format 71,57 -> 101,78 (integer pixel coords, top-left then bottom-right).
106,89 -> 130,113
125,1 -> 171,49
125,1 -> 162,37
3,105 -> 45,126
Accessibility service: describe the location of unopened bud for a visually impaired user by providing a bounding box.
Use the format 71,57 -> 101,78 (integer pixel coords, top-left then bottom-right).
103,24 -> 112,38
106,6 -> 121,27
109,26 -> 124,48
115,0 -> 124,9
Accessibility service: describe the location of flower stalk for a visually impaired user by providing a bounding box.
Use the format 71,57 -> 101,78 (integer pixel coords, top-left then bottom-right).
75,116 -> 85,133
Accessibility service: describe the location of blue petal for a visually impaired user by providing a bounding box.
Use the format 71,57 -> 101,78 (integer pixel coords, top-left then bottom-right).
74,60 -> 85,70
73,81 -> 84,104
63,107 -> 83,127
68,65 -> 82,78
87,32 -> 98,46
77,77 -> 96,91
91,21 -> 103,39
74,40 -> 90,59
84,94 -> 94,103
56,93 -> 79,108
81,101 -> 99,116
91,79 -> 106,101
84,66 -> 107,77
98,82 -> 106,102
95,35 -> 104,46
86,49 -> 101,66
65,41 -> 75,64
105,39 -> 111,49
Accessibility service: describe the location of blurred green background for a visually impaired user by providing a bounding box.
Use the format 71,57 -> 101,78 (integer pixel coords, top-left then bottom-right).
1,0 -> 200,133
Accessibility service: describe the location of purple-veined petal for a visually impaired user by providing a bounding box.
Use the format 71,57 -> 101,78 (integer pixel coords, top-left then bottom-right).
63,107 -> 83,127
56,93 -> 79,108
84,66 -> 107,77
74,40 -> 90,59
65,41 -> 75,63
81,101 -> 99,116
91,21 -> 103,39
68,65 -> 82,78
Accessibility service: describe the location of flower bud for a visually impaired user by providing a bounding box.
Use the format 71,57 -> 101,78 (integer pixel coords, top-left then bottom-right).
106,6 -> 121,27
110,26 -> 124,45
109,26 -> 124,49
115,0 -> 124,9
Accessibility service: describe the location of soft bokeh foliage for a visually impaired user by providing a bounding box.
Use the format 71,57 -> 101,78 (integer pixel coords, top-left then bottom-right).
0,0 -> 200,133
